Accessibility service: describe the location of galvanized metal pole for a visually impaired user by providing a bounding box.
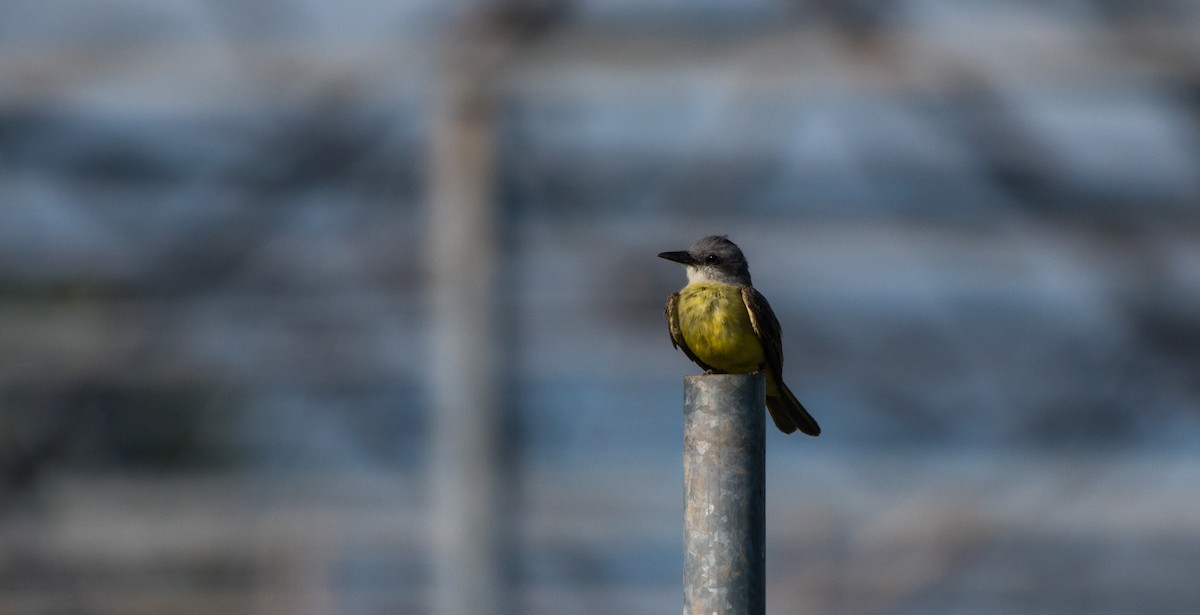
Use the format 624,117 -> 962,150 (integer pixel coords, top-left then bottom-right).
684,373 -> 766,615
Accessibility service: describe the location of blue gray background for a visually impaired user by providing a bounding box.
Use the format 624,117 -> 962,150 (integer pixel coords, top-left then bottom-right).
1,1 -> 1199,613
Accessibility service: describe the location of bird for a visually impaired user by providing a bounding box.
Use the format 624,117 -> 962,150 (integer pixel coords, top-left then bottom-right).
658,235 -> 820,436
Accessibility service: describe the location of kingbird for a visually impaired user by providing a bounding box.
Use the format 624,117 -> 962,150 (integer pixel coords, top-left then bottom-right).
659,235 -> 820,436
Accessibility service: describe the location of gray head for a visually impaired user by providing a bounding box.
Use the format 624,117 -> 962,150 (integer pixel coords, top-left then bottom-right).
657,235 -> 753,286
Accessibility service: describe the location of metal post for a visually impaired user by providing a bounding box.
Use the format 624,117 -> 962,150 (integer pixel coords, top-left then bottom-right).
426,6 -> 562,614
428,19 -> 506,615
684,373 -> 766,615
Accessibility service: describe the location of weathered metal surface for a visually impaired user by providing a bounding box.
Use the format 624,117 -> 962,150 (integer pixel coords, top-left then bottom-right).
684,373 -> 766,615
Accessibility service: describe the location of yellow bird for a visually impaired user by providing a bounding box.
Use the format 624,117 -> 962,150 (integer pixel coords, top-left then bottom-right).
659,235 -> 820,436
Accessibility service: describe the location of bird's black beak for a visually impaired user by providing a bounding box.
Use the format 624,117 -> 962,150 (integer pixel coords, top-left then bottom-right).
657,250 -> 695,265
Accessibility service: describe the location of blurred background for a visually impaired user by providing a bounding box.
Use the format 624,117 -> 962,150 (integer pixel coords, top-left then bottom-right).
2,0 -> 1200,613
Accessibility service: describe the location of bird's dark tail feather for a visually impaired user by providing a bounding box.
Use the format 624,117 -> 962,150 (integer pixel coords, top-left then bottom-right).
765,380 -> 821,437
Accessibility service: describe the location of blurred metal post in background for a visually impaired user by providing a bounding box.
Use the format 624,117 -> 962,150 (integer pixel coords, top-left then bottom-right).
684,374 -> 766,615
427,3 -> 564,614
427,15 -> 509,615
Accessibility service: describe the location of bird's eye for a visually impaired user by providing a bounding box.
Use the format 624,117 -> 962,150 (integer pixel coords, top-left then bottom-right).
704,254 -> 720,264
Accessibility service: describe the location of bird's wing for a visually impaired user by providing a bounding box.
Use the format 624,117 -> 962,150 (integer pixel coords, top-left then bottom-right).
665,292 -> 715,372
741,286 -> 784,375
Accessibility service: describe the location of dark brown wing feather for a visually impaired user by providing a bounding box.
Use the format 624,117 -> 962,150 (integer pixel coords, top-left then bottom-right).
741,286 -> 784,375
742,286 -> 821,436
665,292 -> 715,372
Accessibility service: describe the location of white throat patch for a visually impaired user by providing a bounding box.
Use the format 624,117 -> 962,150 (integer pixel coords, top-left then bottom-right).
686,266 -> 719,285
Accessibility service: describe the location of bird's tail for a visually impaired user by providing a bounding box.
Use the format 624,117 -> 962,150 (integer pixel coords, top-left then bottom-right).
765,377 -> 821,437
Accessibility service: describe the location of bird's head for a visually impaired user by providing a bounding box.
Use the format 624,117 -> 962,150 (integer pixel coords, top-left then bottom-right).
658,235 -> 752,286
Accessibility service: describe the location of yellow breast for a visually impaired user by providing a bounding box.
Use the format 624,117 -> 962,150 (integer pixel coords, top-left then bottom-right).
676,283 -> 765,373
